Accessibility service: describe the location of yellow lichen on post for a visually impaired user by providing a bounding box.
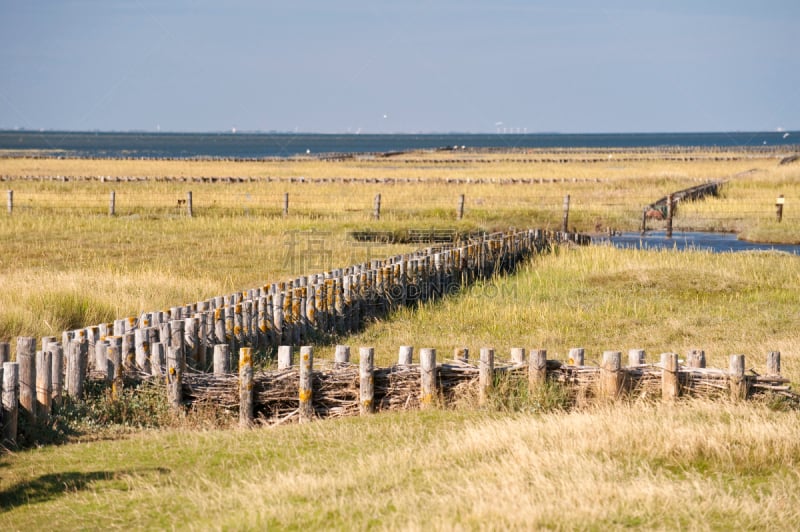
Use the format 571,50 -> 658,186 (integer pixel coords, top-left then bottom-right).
299,346 -> 314,422
239,347 -> 254,428
420,348 -> 437,409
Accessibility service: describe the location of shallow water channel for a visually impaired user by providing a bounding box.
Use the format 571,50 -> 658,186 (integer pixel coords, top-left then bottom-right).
594,231 -> 800,256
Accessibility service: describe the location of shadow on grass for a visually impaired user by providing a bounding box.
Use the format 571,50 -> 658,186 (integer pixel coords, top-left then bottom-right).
0,467 -> 171,512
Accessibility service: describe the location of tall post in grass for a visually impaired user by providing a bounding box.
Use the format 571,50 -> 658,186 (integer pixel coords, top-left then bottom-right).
213,344 -> 230,374
166,346 -> 183,411
529,349 -> 547,391
359,347 -> 375,415
479,347 -> 494,405
561,194 -> 570,233
666,193 -> 674,238
7,190 -> 13,215
600,351 -> 622,400
2,362 -> 19,447
640,206 -> 647,234
108,338 -> 123,400
766,351 -> 781,376
239,347 -> 254,428
373,193 -> 381,220
298,346 -> 314,422
776,195 -> 784,223
419,348 -> 437,409
729,354 -> 747,401
109,190 -> 116,216
457,193 -> 465,220
65,338 -> 87,400
187,191 -> 193,217
661,353 -> 680,401
398,345 -> 413,366
283,192 -> 289,218
35,350 -> 52,418
48,342 -> 63,405
17,337 -> 36,421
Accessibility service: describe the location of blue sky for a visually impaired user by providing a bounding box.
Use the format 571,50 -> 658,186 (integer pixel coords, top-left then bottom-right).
0,0 -> 797,133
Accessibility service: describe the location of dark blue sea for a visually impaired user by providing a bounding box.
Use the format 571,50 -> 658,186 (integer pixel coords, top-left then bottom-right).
0,130 -> 797,159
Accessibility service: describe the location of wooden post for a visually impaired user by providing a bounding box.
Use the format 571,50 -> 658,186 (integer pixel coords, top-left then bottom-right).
373,193 -> 381,220
7,190 -> 13,215
2,362 -> 19,447
134,328 -> 152,373
278,345 -> 293,369
108,338 -> 123,399
419,348 -> 437,408
0,342 -> 9,364
628,349 -> 646,367
166,346 -> 183,411
687,349 -> 706,369
184,317 -> 199,369
359,347 -> 375,415
109,190 -> 116,216
150,341 -> 165,377
457,193 -> 465,220
529,349 -> 547,390
48,342 -> 63,405
776,195 -> 784,223
298,346 -> 313,422
65,339 -> 87,399
640,206 -> 647,234
600,351 -> 622,399
398,345 -> 413,366
729,354 -> 747,401
661,353 -> 680,401
283,192 -> 289,218
187,191 -> 193,217
510,347 -> 526,365
561,194 -> 570,233
666,193 -> 674,238
766,351 -> 781,376
35,350 -> 53,418
17,337 -> 36,420
334,345 -> 350,366
213,344 -> 230,374
479,347 -> 494,405
122,331 -> 135,369
568,347 -> 585,366
239,347 -> 254,428
454,346 -> 468,363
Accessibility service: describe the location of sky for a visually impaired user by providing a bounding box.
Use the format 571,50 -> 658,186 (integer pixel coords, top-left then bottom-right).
0,0 -> 797,134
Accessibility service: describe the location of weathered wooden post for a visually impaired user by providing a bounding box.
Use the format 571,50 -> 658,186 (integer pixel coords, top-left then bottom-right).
277,345 -> 293,369
398,345 -> 413,366
48,342 -> 63,405
729,354 -> 747,401
184,317 -> 199,368
766,351 -> 781,376
35,350 -> 53,418
239,347 -> 254,428
373,193 -> 381,220
510,347 -> 526,365
687,349 -> 706,369
457,193 -> 465,220
479,347 -> 494,405
109,190 -> 116,216
166,346 -> 183,411
108,338 -> 123,399
666,193 -> 674,238
454,346 -> 468,363
419,348 -> 437,409
17,337 -> 36,420
528,349 -> 547,390
661,353 -> 680,401
298,346 -> 313,422
187,191 -> 193,217
335,345 -> 351,366
150,341 -> 165,377
776,195 -> 784,223
213,344 -> 230,374
561,194 -> 570,233
2,362 -> 19,446
134,328 -> 152,373
65,339 -> 88,399
600,351 -> 622,400
359,347 -> 375,415
628,349 -> 646,367
7,190 -> 13,215
122,331 -> 135,369
568,347 -> 585,366
283,192 -> 289,218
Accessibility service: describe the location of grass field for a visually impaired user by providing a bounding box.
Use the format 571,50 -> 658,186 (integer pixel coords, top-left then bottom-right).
1,150 -> 800,528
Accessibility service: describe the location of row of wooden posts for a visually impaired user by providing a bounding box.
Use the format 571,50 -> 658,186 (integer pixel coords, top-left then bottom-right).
0,340 -> 788,444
